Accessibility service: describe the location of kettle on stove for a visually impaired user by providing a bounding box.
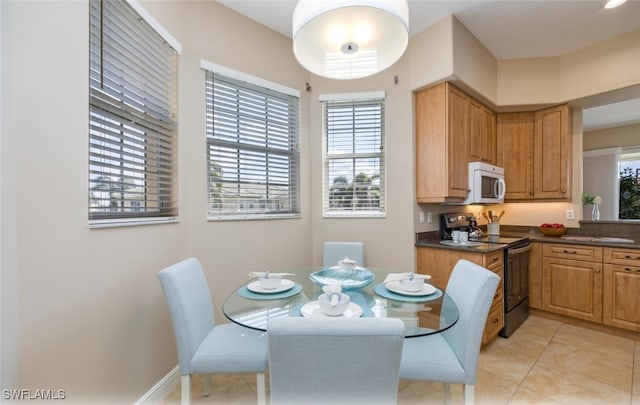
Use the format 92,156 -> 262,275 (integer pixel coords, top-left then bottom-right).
467,216 -> 483,239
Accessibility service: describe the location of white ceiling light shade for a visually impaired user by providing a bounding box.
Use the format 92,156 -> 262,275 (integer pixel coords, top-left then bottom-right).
292,0 -> 409,80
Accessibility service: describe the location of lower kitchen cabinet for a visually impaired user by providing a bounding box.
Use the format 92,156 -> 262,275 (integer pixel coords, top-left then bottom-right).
541,243 -> 603,323
528,242 -> 543,309
416,246 -> 504,345
538,243 -> 640,333
603,247 -> 640,332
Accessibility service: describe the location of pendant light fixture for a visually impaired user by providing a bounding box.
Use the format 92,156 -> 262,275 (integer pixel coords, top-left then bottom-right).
292,0 -> 409,80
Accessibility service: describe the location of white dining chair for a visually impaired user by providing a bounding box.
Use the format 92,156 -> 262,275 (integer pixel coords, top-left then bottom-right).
322,241 -> 365,267
157,258 -> 267,405
399,259 -> 500,405
267,317 -> 405,405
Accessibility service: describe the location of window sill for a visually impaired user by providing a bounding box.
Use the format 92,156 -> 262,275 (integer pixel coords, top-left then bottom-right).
208,213 -> 301,221
323,212 -> 386,219
89,217 -> 179,229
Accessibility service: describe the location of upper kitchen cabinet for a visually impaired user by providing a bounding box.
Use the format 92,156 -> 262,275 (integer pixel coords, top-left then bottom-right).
534,105 -> 572,200
497,105 -> 572,201
469,99 -> 497,165
415,82 -> 472,203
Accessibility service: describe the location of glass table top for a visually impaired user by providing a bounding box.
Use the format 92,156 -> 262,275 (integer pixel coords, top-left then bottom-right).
222,267 -> 459,338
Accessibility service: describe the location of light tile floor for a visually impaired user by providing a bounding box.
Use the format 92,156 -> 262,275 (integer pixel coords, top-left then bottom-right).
164,314 -> 639,404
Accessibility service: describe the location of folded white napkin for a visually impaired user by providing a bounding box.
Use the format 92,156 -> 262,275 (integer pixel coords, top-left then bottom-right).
248,271 -> 295,279
384,272 -> 432,283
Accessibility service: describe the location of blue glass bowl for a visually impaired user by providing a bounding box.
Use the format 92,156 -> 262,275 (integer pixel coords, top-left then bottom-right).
309,267 -> 375,290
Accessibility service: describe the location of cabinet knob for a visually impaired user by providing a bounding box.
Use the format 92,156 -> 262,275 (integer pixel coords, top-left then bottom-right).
563,250 -> 578,254
624,268 -> 640,273
594,268 -> 600,273
624,255 -> 640,260
493,318 -> 499,324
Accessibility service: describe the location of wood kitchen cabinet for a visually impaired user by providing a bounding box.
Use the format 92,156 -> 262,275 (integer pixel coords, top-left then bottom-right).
415,82 -> 470,203
469,99 -> 497,165
496,104 -> 571,201
541,243 -> 603,323
416,246 -> 504,345
497,112 -> 534,200
603,247 -> 640,332
528,241 -> 543,309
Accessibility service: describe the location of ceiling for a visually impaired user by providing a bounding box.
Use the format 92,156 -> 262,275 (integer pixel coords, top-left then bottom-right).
216,0 -> 640,131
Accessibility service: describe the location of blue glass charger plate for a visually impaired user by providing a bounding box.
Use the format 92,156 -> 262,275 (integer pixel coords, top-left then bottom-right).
309,267 -> 375,290
237,283 -> 303,300
373,283 -> 443,302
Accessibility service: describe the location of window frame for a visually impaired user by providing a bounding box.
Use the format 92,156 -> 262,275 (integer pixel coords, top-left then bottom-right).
321,92 -> 386,218
202,61 -> 301,221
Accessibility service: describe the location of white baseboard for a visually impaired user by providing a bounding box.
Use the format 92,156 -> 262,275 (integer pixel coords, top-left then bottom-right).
135,365 -> 180,405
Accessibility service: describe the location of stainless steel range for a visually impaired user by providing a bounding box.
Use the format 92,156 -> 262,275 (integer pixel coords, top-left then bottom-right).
439,213 -> 530,337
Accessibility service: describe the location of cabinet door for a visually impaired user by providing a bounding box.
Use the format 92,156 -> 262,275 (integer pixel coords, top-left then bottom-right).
469,100 -> 497,165
533,105 -> 571,200
497,112 -> 534,200
483,107 -> 497,164
416,247 -> 480,291
542,257 -> 602,322
446,84 -> 470,197
603,264 -> 640,332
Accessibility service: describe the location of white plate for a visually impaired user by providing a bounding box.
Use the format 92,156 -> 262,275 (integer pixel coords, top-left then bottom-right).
385,280 -> 437,296
246,279 -> 295,294
300,301 -> 363,318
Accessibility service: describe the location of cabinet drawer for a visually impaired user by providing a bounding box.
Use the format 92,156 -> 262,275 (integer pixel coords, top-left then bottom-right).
482,301 -> 504,345
484,250 -> 504,272
543,243 -> 603,262
604,247 -> 640,267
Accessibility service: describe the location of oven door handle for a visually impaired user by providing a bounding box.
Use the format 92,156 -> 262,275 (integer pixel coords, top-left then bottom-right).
508,244 -> 532,255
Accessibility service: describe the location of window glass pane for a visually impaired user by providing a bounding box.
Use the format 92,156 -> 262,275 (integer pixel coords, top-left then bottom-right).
88,0 -> 178,223
323,98 -> 385,216
205,71 -> 300,219
619,147 -> 640,219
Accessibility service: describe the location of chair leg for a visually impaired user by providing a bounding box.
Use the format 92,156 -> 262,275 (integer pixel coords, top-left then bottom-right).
203,375 -> 212,397
181,375 -> 191,405
443,383 -> 451,405
256,372 -> 266,405
463,384 -> 474,405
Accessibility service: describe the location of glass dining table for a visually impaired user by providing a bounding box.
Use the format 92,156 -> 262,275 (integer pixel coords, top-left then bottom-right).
222,266 -> 459,338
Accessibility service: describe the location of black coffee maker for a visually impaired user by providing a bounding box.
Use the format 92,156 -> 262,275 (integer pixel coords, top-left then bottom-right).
439,212 -> 483,240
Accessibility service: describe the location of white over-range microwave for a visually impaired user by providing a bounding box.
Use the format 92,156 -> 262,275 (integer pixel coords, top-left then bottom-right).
463,162 -> 506,205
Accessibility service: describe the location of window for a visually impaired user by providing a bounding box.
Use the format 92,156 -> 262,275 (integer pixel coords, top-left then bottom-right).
204,63 -> 301,220
88,0 -> 179,225
619,147 -> 640,219
321,93 -> 386,217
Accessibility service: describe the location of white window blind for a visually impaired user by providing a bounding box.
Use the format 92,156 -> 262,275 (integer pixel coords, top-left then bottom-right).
88,0 -> 178,224
205,70 -> 300,219
322,96 -> 386,217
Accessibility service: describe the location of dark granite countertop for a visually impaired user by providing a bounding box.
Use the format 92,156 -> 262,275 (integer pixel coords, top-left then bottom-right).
416,226 -> 640,251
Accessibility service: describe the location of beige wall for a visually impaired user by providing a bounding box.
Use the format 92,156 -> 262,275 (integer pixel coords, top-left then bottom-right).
584,123 -> 640,150
2,1 -> 639,403
308,54 -> 416,272
1,0 -> 310,402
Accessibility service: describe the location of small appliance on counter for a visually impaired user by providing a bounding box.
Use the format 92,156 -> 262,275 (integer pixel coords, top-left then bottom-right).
439,212 -> 483,240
